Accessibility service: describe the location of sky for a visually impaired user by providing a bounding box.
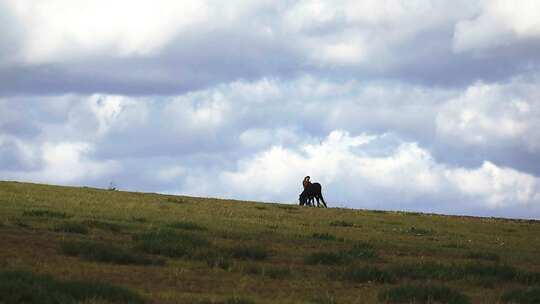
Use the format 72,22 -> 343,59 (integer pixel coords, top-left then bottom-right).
1,0 -> 540,219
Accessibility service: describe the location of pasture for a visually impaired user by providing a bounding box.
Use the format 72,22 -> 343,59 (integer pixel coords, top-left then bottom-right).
1,181 -> 539,303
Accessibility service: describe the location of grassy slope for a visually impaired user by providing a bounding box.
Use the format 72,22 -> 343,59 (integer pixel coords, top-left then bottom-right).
1,181 -> 540,303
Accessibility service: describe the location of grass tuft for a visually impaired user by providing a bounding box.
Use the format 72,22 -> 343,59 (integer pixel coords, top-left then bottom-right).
133,229 -> 210,258
329,220 -> 354,227
166,197 -> 188,204
305,242 -> 377,265
305,252 -> 344,265
336,265 -> 395,284
82,219 -> 122,232
311,232 -> 340,241
194,249 -> 232,270
501,287 -> 540,304
53,222 -> 89,234
465,251 -> 499,261
391,262 -> 459,281
277,205 -> 298,210
0,270 -> 144,304
378,284 -> 470,304
168,221 -> 207,231
223,296 -> 255,304
229,245 -> 269,261
407,226 -> 435,236
309,294 -> 337,304
265,266 -> 292,279
345,242 -> 378,260
61,241 -> 163,265
23,209 -> 67,219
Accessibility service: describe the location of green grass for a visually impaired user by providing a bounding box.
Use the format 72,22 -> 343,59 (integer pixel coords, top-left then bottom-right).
0,270 -> 144,304
168,220 -> 207,231
229,245 -> 270,261
53,221 -> 89,234
311,232 -> 338,241
2,181 -> 540,303
305,242 -> 378,265
23,209 -> 67,218
465,251 -> 500,261
335,265 -> 396,284
329,220 -> 354,227
501,287 -> 540,304
133,229 -> 210,258
61,241 -> 164,266
305,252 -> 345,265
82,219 -> 123,232
379,284 -> 470,304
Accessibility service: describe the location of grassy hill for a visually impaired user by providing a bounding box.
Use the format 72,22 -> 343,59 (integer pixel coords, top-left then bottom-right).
1,181 -> 539,304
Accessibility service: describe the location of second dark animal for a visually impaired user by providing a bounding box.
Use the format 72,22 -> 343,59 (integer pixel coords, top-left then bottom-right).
299,182 -> 327,208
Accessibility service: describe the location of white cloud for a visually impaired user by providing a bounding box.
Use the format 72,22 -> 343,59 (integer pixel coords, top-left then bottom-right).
1,141 -> 118,185
219,130 -> 540,212
239,128 -> 300,149
6,0 -> 210,63
165,91 -> 232,134
453,0 -> 540,53
436,79 -> 540,152
447,161 -> 540,208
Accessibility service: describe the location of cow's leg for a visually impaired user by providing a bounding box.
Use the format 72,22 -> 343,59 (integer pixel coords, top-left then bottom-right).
318,194 -> 327,208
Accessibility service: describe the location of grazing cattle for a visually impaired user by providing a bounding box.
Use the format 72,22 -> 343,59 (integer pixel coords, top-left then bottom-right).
299,182 -> 327,208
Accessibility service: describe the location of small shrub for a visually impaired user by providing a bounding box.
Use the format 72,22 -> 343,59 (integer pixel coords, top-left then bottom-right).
309,294 -> 337,304
243,264 -> 262,275
462,263 -> 516,282
465,251 -> 499,261
133,229 -> 209,258
166,197 -> 188,204
442,243 -> 469,249
61,241 -> 163,266
53,222 -> 89,234
277,205 -> 298,210
516,271 -> 540,285
345,242 -> 378,260
407,226 -> 434,236
168,221 -> 207,231
379,284 -> 470,304
306,242 -> 377,266
131,216 -> 147,223
23,209 -> 67,219
11,219 -> 30,228
312,233 -> 338,241
193,249 -> 232,270
305,252 -> 344,265
501,287 -> 540,304
337,265 -> 395,284
82,219 -> 122,232
254,206 -> 267,210
391,262 -> 459,281
229,245 -> 269,261
265,266 -> 292,279
329,220 -> 353,227
224,296 -> 255,304
0,270 -> 144,304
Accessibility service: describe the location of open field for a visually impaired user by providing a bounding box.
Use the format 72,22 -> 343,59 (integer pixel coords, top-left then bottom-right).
1,181 -> 540,303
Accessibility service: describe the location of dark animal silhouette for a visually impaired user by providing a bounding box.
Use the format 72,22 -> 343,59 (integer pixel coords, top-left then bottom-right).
299,182 -> 327,208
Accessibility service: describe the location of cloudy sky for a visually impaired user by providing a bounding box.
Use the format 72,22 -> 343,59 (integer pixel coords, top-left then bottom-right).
1,0 -> 540,219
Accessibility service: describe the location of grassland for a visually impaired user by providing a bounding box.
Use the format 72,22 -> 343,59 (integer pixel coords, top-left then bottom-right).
1,181 -> 539,303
